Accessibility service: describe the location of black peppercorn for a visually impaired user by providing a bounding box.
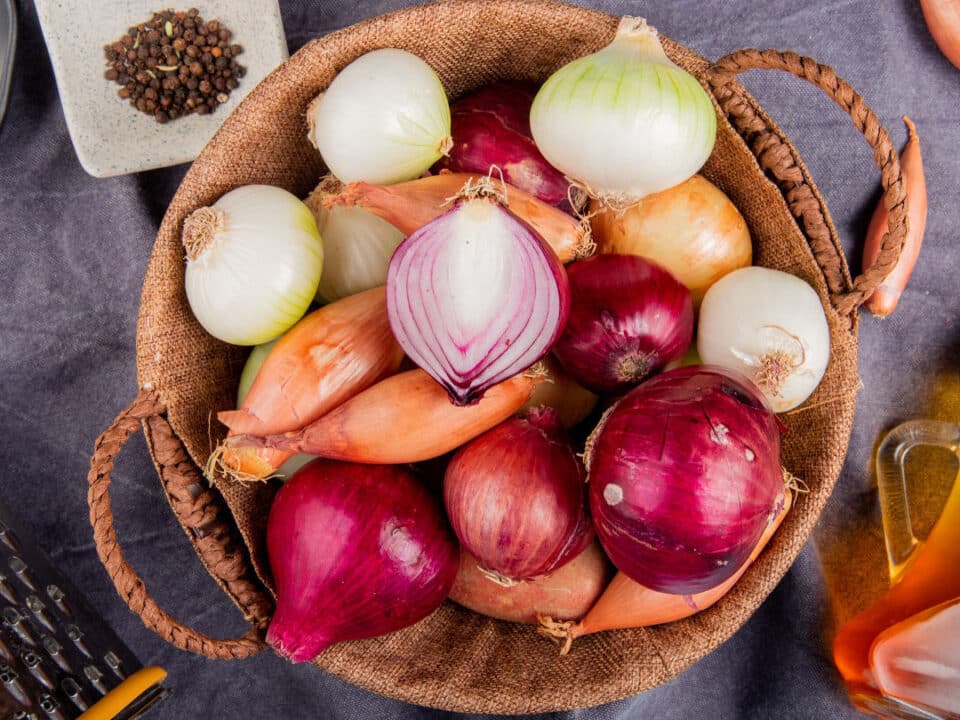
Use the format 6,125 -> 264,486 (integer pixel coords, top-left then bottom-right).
103,8 -> 245,123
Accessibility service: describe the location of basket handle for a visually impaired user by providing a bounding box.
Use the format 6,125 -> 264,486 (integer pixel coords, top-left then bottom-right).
88,388 -> 265,659
707,49 -> 908,318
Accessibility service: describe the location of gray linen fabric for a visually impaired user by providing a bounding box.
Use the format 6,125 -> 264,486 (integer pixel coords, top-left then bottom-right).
1,0 -> 957,718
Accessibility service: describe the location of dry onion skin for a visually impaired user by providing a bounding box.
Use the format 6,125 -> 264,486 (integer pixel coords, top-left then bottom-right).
591,175 -> 752,307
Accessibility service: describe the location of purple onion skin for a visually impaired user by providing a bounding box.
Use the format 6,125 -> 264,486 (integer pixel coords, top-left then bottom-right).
266,460 -> 458,663
386,198 -> 570,406
443,407 -> 593,581
552,254 -> 694,395
588,366 -> 783,595
434,81 -> 571,209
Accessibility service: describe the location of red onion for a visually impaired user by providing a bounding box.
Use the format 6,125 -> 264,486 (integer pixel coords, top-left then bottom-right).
587,366 -> 784,594
443,407 -> 592,582
265,460 -> 458,662
386,189 -> 570,406
434,81 -> 570,209
552,254 -> 693,394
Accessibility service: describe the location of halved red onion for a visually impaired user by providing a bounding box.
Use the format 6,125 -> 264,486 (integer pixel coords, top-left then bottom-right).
434,81 -> 571,209
386,194 -> 570,405
587,366 -> 784,594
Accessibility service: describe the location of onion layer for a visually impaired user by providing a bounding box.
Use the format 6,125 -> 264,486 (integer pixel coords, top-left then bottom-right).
552,254 -> 693,394
587,366 -> 783,594
386,188 -> 570,405
443,407 -> 592,582
265,460 -> 458,662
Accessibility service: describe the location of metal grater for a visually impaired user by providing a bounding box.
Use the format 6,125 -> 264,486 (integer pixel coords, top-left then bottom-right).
0,505 -> 168,719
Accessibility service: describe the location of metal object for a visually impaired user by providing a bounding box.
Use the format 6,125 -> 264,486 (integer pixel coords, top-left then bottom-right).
0,574 -> 16,603
0,522 -> 19,552
13,710 -> 39,720
8,556 -> 36,591
21,649 -> 53,690
104,649 -> 125,679
26,595 -> 55,633
61,676 -> 87,711
41,636 -> 70,674
65,624 -> 92,658
0,0 -> 14,129
38,693 -> 65,720
45,585 -> 69,617
0,634 -> 12,662
3,606 -> 34,646
0,663 -> 31,707
84,664 -> 107,695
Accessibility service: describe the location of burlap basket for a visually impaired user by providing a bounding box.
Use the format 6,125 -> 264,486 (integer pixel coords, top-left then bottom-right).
87,0 -> 908,713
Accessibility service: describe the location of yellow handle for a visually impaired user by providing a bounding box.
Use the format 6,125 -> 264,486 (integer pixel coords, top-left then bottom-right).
77,666 -> 168,720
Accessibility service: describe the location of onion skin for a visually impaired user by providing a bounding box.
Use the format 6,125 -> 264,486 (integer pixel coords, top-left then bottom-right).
862,117 -> 927,317
233,369 -> 542,464
327,173 -> 589,263
265,460 -> 458,663
921,0 -> 960,70
218,286 -> 403,437
540,484 -> 791,653
590,175 -> 751,307
521,355 -> 599,428
449,543 -> 611,624
552,254 -> 693,395
443,408 -> 592,581
587,366 -> 783,594
434,82 -> 570,209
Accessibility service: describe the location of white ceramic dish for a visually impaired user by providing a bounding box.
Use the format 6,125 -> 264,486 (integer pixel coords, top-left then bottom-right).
35,1 -> 288,177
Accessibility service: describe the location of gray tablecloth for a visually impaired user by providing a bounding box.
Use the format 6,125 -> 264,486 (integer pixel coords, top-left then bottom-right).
2,1 -> 957,718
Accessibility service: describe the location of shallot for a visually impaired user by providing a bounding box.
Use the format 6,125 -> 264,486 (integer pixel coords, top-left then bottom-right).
266,460 -> 457,662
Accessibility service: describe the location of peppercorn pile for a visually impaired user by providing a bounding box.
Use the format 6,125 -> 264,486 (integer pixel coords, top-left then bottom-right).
103,8 -> 246,124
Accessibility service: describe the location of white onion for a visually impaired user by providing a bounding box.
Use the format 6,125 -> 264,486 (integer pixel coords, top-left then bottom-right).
697,266 -> 830,412
304,178 -> 404,302
307,49 -> 452,185
183,185 -> 323,346
530,17 -> 716,205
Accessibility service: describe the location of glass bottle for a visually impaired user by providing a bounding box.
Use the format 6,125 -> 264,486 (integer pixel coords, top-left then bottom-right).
834,420 -> 960,719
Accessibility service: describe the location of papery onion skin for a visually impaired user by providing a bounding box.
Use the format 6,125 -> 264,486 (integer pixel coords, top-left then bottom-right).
328,173 -> 590,263
307,49 -> 452,184
591,175 -> 752,307
697,266 -> 830,412
304,178 -> 405,303
183,185 -> 323,346
587,366 -> 783,594
386,195 -> 570,406
443,407 -> 592,581
521,355 -> 599,428
449,543 -> 611,624
530,17 -> 716,204
434,81 -> 570,209
552,254 -> 693,395
265,460 -> 458,663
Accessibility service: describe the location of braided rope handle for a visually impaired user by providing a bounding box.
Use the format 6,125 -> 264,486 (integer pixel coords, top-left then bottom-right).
88,388 -> 265,659
707,49 -> 908,318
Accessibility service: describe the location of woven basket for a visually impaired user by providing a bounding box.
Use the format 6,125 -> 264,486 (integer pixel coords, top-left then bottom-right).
87,0 -> 907,713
